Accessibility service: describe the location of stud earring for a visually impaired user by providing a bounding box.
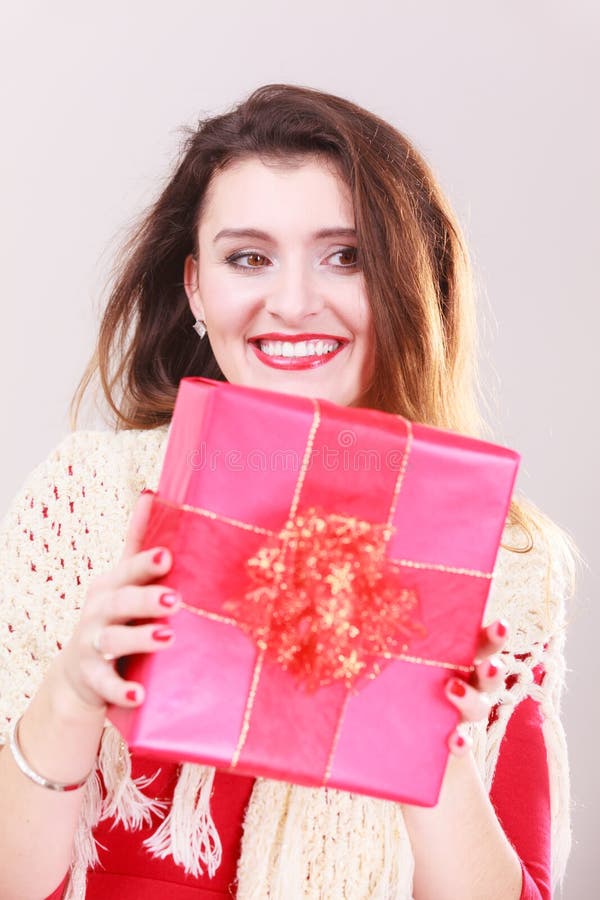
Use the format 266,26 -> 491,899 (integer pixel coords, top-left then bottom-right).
192,319 -> 207,339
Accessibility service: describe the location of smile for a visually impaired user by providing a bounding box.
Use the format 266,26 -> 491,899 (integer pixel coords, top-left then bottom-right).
248,333 -> 348,370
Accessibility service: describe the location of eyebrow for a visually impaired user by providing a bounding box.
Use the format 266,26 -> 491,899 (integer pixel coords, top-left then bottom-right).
213,227 -> 357,244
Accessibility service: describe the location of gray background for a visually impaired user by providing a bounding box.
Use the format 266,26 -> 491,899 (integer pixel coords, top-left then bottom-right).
1,2 -> 597,895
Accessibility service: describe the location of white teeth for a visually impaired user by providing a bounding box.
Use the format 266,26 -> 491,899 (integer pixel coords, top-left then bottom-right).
258,339 -> 341,358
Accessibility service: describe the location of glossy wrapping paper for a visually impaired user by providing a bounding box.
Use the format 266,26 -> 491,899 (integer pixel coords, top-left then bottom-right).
108,377 -> 520,806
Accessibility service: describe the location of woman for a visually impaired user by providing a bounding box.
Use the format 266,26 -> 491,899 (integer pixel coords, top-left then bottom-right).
0,84 -> 575,899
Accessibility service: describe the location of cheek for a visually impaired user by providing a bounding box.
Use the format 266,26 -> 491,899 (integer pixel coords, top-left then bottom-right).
199,274 -> 252,337
356,307 -> 376,375
345,277 -> 371,327
350,296 -> 373,354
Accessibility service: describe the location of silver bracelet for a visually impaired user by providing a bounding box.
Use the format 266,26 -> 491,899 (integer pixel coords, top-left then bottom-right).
8,714 -> 93,792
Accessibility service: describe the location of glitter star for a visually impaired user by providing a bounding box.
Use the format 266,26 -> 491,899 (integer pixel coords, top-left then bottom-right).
324,561 -> 355,595
334,649 -> 365,682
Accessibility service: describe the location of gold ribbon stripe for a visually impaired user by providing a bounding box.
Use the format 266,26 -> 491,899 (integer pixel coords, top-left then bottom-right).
154,494 -> 273,536
230,647 -> 266,769
323,691 -> 351,784
385,416 -> 413,530
392,559 -> 492,580
180,603 -> 474,674
287,399 -> 321,521
152,496 -> 493,580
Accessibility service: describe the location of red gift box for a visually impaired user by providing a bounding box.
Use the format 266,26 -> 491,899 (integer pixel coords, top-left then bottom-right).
108,377 -> 520,806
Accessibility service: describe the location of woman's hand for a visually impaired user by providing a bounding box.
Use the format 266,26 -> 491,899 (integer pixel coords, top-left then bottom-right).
403,618 -> 523,899
50,490 -> 180,717
444,619 -> 509,755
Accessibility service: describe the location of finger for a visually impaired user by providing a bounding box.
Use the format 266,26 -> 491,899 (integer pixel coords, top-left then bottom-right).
91,622 -> 176,660
101,544 -> 174,592
84,658 -> 147,707
120,490 -> 156,561
445,677 -> 492,723
99,584 -> 182,623
475,619 -> 509,662
473,656 -> 506,692
448,727 -> 472,757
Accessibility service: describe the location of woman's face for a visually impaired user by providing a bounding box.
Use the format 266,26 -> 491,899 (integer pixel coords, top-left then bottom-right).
184,155 -> 374,407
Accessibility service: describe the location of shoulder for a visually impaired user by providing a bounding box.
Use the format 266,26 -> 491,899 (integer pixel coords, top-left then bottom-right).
6,426 -> 170,508
37,426 -> 170,485
485,518 -> 576,651
1,425 -> 170,569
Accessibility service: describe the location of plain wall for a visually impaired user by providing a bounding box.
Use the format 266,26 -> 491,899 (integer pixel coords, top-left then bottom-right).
1,2 -> 597,895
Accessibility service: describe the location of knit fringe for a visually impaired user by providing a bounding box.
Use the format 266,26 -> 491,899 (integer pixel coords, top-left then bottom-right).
98,725 -> 167,828
543,710 -> 571,891
540,635 -> 572,892
236,781 -> 414,900
376,802 -> 413,900
64,767 -> 103,900
144,762 -> 222,878
236,779 -> 293,900
268,785 -> 314,899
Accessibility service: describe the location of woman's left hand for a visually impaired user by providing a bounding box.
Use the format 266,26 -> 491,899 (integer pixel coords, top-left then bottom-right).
444,618 -> 509,756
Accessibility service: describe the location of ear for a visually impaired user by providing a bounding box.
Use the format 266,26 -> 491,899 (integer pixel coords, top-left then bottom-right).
183,254 -> 205,321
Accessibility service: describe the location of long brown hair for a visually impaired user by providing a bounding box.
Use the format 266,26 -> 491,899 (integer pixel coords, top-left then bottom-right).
70,83 -> 578,568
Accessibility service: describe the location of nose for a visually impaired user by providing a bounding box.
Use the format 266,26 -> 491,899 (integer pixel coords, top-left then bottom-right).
264,263 -> 324,325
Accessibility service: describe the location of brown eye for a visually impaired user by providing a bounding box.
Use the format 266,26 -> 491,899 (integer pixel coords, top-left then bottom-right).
246,253 -> 266,267
226,251 -> 270,270
330,247 -> 358,268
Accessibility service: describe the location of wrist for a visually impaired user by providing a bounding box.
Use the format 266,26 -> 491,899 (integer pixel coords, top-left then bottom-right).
14,683 -> 105,789
9,714 -> 94,792
402,751 -> 477,822
46,655 -> 107,730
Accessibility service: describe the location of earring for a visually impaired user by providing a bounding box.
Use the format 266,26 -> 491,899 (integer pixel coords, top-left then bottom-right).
193,319 -> 207,339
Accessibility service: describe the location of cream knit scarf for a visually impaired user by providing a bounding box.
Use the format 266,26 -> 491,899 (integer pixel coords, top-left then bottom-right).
0,428 -> 572,898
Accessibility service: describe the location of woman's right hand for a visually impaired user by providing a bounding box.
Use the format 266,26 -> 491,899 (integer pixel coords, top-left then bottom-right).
50,490 -> 180,717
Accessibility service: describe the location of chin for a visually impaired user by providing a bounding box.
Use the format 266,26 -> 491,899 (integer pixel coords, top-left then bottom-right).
227,363 -> 363,407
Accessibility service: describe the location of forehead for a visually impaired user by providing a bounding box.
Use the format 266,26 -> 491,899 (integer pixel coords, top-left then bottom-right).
198,155 -> 354,234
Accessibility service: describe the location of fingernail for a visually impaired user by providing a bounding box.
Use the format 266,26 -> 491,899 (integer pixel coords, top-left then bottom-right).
455,734 -> 466,748
126,689 -> 138,702
449,679 -> 467,698
140,488 -> 154,496
487,660 -> 499,678
159,592 -> 180,609
152,627 -> 174,642
496,620 -> 508,639
152,548 -> 166,566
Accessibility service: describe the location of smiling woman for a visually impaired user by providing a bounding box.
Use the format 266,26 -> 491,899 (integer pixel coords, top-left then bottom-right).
183,156 -> 373,406
0,83 -> 577,900
69,83 -> 479,432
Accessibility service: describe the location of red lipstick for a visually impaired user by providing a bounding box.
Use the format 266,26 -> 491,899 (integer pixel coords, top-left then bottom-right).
250,332 -> 348,343
248,333 -> 348,371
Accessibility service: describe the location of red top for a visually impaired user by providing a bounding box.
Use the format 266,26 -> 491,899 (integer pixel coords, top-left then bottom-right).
88,768 -> 255,899
46,667 -> 552,900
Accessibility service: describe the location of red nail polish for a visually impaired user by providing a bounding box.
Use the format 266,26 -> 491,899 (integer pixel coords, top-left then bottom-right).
152,549 -> 165,566
496,621 -> 508,639
126,689 -> 138,702
487,661 -> 499,678
140,488 -> 154,496
455,734 -> 465,748
152,627 -> 174,642
449,679 -> 467,697
159,592 -> 179,608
